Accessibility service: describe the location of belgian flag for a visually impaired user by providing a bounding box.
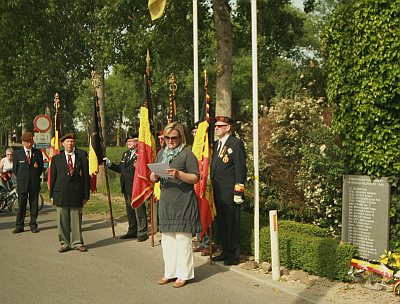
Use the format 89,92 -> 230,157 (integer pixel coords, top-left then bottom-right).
88,95 -> 104,192
192,82 -> 216,239
131,72 -> 156,209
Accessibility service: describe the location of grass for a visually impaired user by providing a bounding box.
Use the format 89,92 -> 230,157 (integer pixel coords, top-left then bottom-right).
83,193 -> 127,220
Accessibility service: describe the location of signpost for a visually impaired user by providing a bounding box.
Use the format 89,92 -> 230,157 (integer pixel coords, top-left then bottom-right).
33,114 -> 52,183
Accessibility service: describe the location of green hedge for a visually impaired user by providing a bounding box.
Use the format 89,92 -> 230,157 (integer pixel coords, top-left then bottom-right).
258,221 -> 357,281
238,214 -> 357,281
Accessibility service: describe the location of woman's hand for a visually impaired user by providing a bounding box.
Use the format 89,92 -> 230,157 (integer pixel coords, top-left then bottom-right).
150,172 -> 160,183
166,168 -> 179,178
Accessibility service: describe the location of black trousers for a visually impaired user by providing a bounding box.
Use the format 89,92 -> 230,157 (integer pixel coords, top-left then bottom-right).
124,194 -> 148,237
16,190 -> 39,230
215,203 -> 241,260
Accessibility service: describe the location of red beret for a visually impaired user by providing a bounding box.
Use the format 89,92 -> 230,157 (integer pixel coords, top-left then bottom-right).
214,116 -> 234,125
60,133 -> 75,142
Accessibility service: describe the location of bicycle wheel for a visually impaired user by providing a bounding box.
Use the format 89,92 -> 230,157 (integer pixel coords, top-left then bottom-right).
0,199 -> 6,212
9,194 -> 18,214
0,189 -> 7,212
38,194 -> 44,211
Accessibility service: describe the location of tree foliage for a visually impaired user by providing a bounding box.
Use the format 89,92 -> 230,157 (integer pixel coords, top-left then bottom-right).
322,0 -> 400,179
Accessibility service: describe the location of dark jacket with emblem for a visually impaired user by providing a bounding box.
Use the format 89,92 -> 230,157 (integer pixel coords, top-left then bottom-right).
109,149 -> 137,196
210,135 -> 247,205
13,147 -> 44,194
49,149 -> 90,208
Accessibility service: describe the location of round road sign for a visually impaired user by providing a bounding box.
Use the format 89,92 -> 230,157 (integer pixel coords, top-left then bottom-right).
33,114 -> 52,132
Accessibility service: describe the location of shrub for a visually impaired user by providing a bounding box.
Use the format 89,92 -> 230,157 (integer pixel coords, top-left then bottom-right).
258,220 -> 357,281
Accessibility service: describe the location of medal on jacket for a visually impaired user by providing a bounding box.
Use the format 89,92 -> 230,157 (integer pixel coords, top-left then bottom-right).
223,155 -> 229,163
219,146 -> 227,158
80,169 -> 83,176
34,162 -> 38,168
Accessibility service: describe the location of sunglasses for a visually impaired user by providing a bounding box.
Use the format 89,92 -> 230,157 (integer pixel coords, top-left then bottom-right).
164,136 -> 179,141
215,124 -> 228,128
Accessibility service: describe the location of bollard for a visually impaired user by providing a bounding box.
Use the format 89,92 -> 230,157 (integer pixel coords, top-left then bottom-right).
269,210 -> 280,280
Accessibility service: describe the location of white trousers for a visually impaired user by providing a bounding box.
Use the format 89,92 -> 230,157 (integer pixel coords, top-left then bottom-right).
162,232 -> 194,281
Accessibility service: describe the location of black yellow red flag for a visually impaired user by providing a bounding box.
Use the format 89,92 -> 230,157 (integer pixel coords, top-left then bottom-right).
88,95 -> 104,192
131,72 -> 156,208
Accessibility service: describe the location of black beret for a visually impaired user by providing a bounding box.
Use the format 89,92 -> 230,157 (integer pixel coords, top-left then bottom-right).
60,133 -> 75,142
126,132 -> 139,141
191,121 -> 200,131
214,116 -> 234,125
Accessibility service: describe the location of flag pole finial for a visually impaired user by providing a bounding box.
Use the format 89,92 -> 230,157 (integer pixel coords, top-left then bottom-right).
146,49 -> 150,68
54,93 -> 60,113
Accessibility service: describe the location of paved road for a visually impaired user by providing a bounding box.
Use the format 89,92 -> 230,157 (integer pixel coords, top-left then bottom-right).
0,205 -> 317,304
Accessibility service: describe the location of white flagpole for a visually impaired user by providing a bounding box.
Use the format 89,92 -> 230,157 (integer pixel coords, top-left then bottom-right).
193,0 -> 199,121
251,0 -> 260,262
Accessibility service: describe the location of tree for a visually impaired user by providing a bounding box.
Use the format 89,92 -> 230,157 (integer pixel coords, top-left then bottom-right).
322,0 -> 400,178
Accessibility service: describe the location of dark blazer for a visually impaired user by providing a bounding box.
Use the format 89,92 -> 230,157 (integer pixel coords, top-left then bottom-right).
109,149 -> 137,196
210,135 -> 247,205
13,147 -> 44,193
49,149 -> 90,208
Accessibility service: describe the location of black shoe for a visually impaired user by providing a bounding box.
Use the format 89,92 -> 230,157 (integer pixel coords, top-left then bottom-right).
212,254 -> 228,262
120,234 -> 137,239
137,235 -> 149,242
223,259 -> 239,266
31,228 -> 39,233
12,228 -> 24,234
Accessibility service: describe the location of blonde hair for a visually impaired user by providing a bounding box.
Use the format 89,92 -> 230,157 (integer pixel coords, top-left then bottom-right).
163,122 -> 186,145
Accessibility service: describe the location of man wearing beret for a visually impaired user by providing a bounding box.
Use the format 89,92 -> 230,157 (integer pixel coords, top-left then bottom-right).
210,116 -> 247,265
12,132 -> 44,234
49,133 -> 90,253
104,132 -> 148,241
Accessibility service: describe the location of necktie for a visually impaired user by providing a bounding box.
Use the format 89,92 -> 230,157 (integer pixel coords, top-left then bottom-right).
26,150 -> 31,165
67,154 -> 74,176
217,141 -> 222,153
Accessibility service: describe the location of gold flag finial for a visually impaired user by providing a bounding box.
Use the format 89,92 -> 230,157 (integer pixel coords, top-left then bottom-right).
54,93 -> 60,112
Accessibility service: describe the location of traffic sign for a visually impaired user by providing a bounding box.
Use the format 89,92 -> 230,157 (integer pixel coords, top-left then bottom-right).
33,114 -> 52,132
34,132 -> 51,149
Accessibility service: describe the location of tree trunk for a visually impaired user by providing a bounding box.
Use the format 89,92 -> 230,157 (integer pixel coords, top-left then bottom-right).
213,0 -> 232,117
116,110 -> 122,147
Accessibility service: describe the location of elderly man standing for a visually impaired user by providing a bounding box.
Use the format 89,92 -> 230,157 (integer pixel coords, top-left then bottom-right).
104,132 -> 148,241
210,116 -> 247,266
50,133 -> 90,253
12,132 -> 44,234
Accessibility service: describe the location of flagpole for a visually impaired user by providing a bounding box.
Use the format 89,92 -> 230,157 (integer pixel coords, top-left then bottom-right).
193,0 -> 199,122
251,0 -> 260,262
91,70 -> 116,239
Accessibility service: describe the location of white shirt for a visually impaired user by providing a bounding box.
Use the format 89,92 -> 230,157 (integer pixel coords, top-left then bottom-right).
64,151 -> 75,167
217,134 -> 230,152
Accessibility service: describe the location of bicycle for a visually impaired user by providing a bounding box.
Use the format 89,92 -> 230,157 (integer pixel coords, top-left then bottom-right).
0,172 -> 44,214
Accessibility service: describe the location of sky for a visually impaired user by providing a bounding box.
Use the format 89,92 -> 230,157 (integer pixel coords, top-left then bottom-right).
292,0 -> 304,10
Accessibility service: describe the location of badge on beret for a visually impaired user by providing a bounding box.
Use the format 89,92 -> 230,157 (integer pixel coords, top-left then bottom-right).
34,162 -> 38,168
223,155 -> 229,163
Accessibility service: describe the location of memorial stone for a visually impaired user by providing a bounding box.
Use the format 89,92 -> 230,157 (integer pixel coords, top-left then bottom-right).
342,175 -> 390,260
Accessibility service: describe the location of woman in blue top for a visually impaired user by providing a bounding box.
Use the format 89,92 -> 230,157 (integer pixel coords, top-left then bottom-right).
150,122 -> 202,288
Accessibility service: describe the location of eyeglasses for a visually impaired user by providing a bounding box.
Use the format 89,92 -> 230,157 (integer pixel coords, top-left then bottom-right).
164,136 -> 179,141
215,124 -> 228,128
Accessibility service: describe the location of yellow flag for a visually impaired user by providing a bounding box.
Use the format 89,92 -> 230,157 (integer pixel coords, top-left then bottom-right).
148,0 -> 166,21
